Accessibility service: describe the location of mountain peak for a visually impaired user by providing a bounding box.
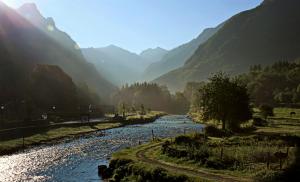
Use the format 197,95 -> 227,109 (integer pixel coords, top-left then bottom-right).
18,3 -> 40,15
18,3 -> 44,25
106,44 -> 120,49
140,47 -> 167,55
140,47 -> 168,64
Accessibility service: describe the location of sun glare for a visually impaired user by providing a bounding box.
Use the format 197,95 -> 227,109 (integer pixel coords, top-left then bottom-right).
1,0 -> 17,7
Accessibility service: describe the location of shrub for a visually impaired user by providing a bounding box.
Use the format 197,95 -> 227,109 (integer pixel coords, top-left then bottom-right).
174,135 -> 193,145
253,117 -> 268,126
205,157 -> 226,169
259,104 -> 274,119
151,167 -> 168,181
204,125 -> 231,137
111,163 -> 190,182
188,145 -> 209,163
162,141 -> 171,153
109,158 -> 133,170
192,133 -> 205,140
254,169 -> 282,182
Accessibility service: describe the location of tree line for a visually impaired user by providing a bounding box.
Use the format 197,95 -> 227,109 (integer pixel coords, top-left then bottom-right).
239,60 -> 300,106
112,83 -> 189,114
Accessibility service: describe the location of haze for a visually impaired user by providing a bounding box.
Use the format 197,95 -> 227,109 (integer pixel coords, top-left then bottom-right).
5,0 -> 262,53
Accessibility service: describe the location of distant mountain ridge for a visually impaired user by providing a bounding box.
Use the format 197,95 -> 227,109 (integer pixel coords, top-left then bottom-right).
143,23 -> 223,81
154,0 -> 300,91
140,47 -> 168,63
82,45 -> 168,86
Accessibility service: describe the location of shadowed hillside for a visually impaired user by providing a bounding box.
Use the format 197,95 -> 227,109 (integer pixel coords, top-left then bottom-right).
13,3 -> 116,100
143,23 -> 223,81
154,0 -> 300,91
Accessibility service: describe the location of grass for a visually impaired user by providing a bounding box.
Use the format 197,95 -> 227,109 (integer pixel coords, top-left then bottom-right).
190,108 -> 300,136
126,111 -> 166,120
111,141 -> 209,182
255,108 -> 300,136
271,108 -> 300,119
160,135 -> 296,176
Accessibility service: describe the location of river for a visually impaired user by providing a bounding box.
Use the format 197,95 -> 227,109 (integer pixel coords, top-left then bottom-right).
0,115 -> 203,182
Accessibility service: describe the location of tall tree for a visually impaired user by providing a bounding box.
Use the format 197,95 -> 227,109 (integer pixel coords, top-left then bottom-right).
197,73 -> 252,131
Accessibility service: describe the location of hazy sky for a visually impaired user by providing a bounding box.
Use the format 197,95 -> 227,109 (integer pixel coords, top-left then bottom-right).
5,0 -> 262,53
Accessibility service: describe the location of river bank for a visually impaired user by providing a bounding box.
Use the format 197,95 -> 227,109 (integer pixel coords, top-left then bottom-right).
0,111 -> 166,156
0,115 -> 202,182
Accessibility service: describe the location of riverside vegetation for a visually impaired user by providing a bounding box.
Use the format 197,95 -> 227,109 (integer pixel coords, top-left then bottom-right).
105,73 -> 300,182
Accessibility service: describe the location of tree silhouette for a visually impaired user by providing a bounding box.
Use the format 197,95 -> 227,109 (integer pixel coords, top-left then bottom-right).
197,73 -> 252,131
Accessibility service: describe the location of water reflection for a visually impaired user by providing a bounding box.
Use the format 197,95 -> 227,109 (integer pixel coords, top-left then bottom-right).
0,115 -> 203,182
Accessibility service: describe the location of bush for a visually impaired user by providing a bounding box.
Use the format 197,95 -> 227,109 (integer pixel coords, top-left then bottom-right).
111,163 -> 190,182
162,141 -> 171,153
204,125 -> 231,137
253,117 -> 268,126
188,145 -> 209,163
109,158 -> 133,170
151,167 -> 168,181
254,169 -> 282,182
205,157 -> 226,169
174,135 -> 193,145
259,104 -> 274,119
192,133 -> 206,140
163,147 -> 188,158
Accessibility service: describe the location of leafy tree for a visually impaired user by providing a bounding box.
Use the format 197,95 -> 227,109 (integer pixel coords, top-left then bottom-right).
197,73 -> 252,131
140,104 -> 145,115
118,102 -> 126,118
259,104 -> 274,119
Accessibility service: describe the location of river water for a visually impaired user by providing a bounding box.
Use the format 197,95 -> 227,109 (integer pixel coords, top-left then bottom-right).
0,115 -> 203,182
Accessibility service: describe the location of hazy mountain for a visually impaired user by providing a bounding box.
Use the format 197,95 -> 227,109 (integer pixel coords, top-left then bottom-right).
140,47 -> 168,63
18,3 -> 81,55
0,2 -> 115,106
143,24 -> 223,81
154,0 -> 300,91
82,45 -> 153,86
15,3 -> 115,101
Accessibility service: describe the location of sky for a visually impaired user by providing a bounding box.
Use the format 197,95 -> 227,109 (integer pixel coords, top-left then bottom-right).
4,0 -> 263,53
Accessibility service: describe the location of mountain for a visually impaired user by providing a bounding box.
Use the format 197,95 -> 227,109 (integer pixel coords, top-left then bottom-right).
143,24 -> 223,81
18,3 -> 81,55
154,0 -> 300,91
82,45 -> 151,86
140,47 -> 168,63
15,3 -> 115,101
0,2 -> 115,108
30,64 -> 79,111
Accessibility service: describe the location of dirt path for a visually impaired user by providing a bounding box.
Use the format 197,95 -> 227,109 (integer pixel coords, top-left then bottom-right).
136,143 -> 251,182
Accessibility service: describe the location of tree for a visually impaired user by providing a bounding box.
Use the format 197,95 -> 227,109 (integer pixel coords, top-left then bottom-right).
140,104 -> 145,115
118,102 -> 126,118
197,73 -> 252,131
259,104 -> 274,119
